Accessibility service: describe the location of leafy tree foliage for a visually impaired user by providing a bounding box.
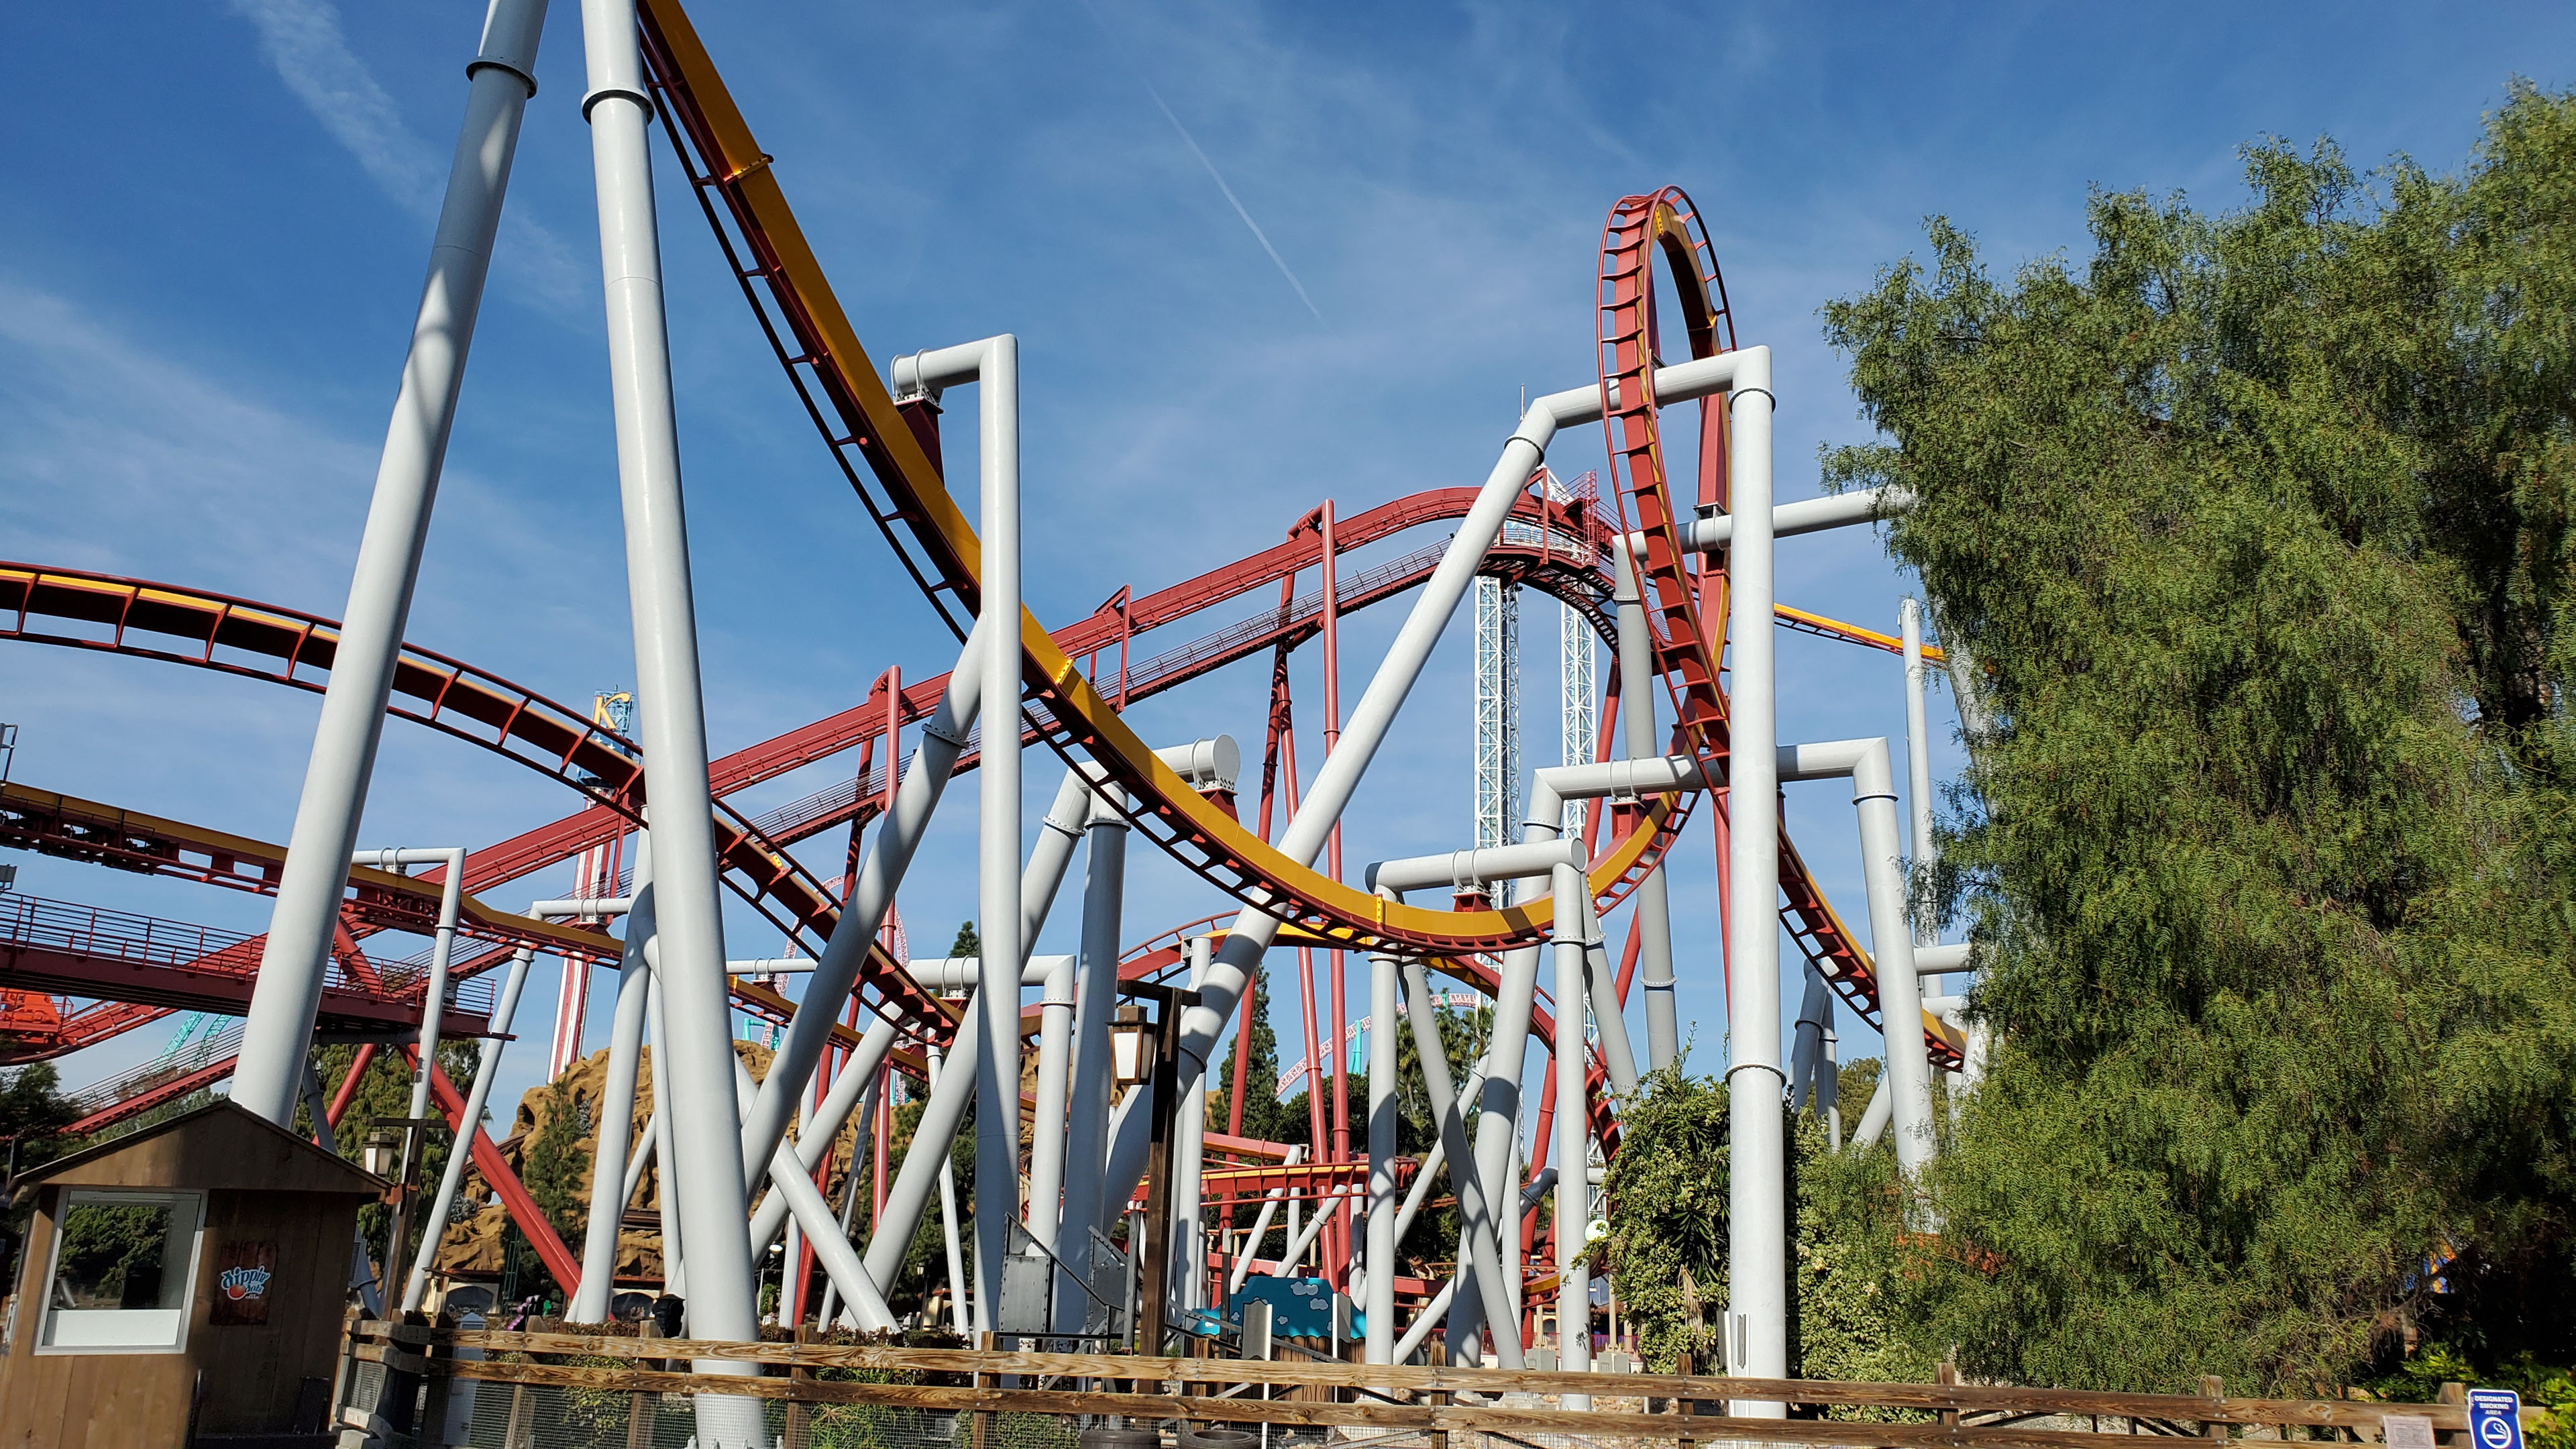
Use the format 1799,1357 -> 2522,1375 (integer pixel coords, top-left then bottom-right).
1820,86 -> 2576,1391
1599,1065 -> 1729,1371
0,1062 -> 81,1172
523,1078 -> 592,1252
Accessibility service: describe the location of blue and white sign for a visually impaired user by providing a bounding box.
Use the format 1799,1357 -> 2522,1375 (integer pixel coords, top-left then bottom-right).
2466,1388 -> 2523,1449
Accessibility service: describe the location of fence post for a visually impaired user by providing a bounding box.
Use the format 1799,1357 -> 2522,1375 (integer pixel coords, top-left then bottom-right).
784,1324 -> 813,1449
1937,1358 -> 1962,1431
2200,1375 -> 2226,1444
2438,1383 -> 2467,1448
625,1314 -> 657,1448
1674,1351 -> 1697,1449
417,1332 -> 455,1446
973,1330 -> 995,1449
1428,1387 -> 1452,1449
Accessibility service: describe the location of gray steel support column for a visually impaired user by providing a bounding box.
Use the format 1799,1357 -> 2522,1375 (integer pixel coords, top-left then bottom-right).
1851,1071 -> 1892,1149
1466,945 -> 1540,1368
1779,740 -> 1933,1183
368,848 -> 469,1131
862,1002 -> 981,1289
745,1014 -> 901,1256
1549,863 -> 1591,1393
1788,965 -> 1832,1116
1173,935 -> 1214,1317
1856,777 -> 1936,1184
1719,348 -> 1784,1411
1399,958 -> 1519,1370
929,1044 -> 972,1334
1578,890 -> 1638,1097
1053,784 -> 1126,1330
740,619 -> 984,1183
235,0 -> 549,1126
647,967 -> 684,1299
572,849 -> 653,1323
580,1 -> 761,1434
1364,949 -> 1399,1364
812,1076 -> 875,1330
725,1056 -> 896,1330
622,1106 -> 657,1208
1821,998 -> 1843,1152
1028,953 -> 1076,1246
1021,769 -> 1091,1250
405,947 -> 535,1309
1899,598 -> 1938,913
1611,547 -> 1681,1073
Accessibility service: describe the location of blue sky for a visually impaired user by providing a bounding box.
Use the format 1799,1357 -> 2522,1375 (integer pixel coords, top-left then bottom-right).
3,0 -> 2570,1131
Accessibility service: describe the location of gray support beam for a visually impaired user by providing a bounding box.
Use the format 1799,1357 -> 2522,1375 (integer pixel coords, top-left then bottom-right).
235,0 -> 549,1126
580,0 -> 765,1431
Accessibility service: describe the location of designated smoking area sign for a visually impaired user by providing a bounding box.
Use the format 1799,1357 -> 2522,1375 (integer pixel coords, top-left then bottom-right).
2466,1389 -> 2524,1449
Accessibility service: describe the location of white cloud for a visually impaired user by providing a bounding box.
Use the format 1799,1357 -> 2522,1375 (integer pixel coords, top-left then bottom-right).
224,0 -> 588,311
226,0 -> 441,214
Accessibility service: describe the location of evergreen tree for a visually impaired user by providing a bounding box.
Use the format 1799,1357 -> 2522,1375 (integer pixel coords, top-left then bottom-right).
1820,87 -> 2576,1391
949,920 -> 979,959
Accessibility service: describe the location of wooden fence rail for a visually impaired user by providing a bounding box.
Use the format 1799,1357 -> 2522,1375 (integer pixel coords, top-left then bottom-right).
347,1320 -> 2530,1449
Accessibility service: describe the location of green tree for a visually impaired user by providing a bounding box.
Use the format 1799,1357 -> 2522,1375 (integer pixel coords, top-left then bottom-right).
1820,87 -> 2576,1392
306,1040 -> 482,1271
0,1062 -> 81,1173
947,920 -> 979,960
1597,1065 -> 1729,1371
522,1079 -> 592,1254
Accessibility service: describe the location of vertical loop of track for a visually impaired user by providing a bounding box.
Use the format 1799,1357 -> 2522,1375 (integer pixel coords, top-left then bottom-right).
1595,189 -> 1736,768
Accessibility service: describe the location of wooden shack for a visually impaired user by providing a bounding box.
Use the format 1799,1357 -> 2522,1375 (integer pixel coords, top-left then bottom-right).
0,1100 -> 384,1448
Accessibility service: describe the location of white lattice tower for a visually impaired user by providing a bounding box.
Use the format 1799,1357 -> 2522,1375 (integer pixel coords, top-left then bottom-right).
1550,470 -> 1599,841
1472,572 -> 1521,902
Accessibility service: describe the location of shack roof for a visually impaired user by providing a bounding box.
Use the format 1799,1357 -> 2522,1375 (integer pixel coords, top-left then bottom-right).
14,1100 -> 387,1198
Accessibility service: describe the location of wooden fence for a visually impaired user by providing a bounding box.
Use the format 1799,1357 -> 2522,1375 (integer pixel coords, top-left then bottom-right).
345,1319 -> 2528,1449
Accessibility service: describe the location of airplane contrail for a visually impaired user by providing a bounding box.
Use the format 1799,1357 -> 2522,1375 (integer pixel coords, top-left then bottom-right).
1079,1 -> 1325,323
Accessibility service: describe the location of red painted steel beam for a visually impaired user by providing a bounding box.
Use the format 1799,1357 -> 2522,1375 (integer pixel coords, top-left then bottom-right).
413,1046 -> 583,1297
60,1053 -> 240,1137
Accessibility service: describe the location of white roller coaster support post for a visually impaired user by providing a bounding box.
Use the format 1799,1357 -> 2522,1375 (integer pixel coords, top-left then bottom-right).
726,1055 -> 895,1330
1024,771 -> 1093,1250
1397,957 -> 1515,1368
891,337 -> 1026,1335
745,1014 -> 901,1258
582,0 -> 763,1435
645,963 -> 684,1300
235,0 -> 548,1126
1549,861 -> 1592,1396
1176,935 -> 1214,1316
1900,598 -> 1937,908
1466,944 -> 1542,1368
1611,546 -> 1681,1073
740,620 -> 985,1177
1788,965 -> 1831,1116
1578,889 -> 1638,1097
406,947 -> 533,1310
1778,740 -> 1935,1184
927,1044 -> 972,1335
571,867 -> 647,1323
1365,945 -> 1399,1365
1719,347 -> 1784,1413
1055,783 -> 1127,1328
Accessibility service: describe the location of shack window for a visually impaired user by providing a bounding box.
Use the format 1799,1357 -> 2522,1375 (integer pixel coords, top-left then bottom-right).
40,1189 -> 203,1352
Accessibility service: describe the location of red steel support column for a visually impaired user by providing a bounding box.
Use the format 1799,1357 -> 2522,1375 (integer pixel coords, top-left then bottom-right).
1319,500 -> 1352,1283
325,1042 -> 378,1130
410,1045 -> 582,1295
